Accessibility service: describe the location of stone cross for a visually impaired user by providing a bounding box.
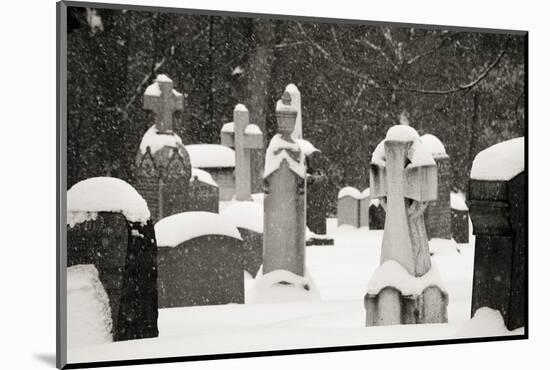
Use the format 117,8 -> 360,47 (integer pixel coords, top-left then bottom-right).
263,91 -> 306,276
365,125 -> 448,326
369,128 -> 438,277
220,104 -> 264,201
144,74 -> 184,133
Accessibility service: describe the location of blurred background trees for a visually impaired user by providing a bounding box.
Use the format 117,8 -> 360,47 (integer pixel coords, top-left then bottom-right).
66,6 -> 525,202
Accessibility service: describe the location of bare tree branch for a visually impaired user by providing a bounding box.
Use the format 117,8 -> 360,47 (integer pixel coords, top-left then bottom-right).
398,42 -> 508,95
355,37 -> 398,71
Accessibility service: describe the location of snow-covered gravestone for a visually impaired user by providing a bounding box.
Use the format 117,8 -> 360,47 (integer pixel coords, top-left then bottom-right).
220,104 -> 264,201
451,192 -> 469,244
337,187 -> 361,227
337,187 -> 370,228
67,177 -> 159,341
421,134 -> 452,240
365,125 -> 448,326
468,137 -> 525,330
188,168 -> 219,213
155,212 -> 244,307
263,91 -> 307,277
369,197 -> 386,230
136,75 -> 191,221
285,83 -> 302,140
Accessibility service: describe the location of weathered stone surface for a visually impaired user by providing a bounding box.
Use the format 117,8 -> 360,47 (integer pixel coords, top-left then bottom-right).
263,92 -> 306,277
337,195 -> 360,227
451,208 -> 469,244
366,126 -> 447,326
468,172 -> 525,330
238,228 -> 263,277
220,105 -> 264,201
67,213 -> 158,341
188,176 -> 219,213
306,151 -> 335,236
369,202 -> 386,230
425,155 -> 451,240
157,235 -> 244,307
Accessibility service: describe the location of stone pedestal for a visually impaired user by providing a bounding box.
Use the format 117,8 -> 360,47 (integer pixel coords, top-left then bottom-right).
468,172 -> 525,330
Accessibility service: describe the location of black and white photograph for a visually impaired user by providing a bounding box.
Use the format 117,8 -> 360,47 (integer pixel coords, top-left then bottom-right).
56,1 -> 526,368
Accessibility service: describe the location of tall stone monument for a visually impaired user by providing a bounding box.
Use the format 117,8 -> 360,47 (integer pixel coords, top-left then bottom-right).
263,91 -> 307,276
365,125 -> 448,326
468,137 -> 525,330
220,104 -> 264,201
135,74 -> 192,222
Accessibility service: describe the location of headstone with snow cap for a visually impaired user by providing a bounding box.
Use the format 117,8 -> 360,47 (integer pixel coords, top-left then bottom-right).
468,137 -> 525,330
359,188 -> 371,228
285,83 -> 302,140
421,134 -> 451,240
155,212 -> 244,307
451,192 -> 469,244
136,75 -> 192,221
67,177 -> 158,341
337,186 -> 361,227
188,168 -> 219,213
365,125 -> 448,326
263,91 -> 307,276
368,199 -> 386,230
220,104 -> 264,201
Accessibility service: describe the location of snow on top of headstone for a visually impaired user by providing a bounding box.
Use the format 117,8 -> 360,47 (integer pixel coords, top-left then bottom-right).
247,268 -> 320,304
285,83 -> 300,95
234,104 -> 248,112
338,186 -> 362,199
155,211 -> 242,247
144,82 -> 161,97
450,191 -> 468,211
456,307 -> 524,337
471,137 -> 524,181
191,168 -> 218,187
67,177 -> 150,228
172,89 -> 183,97
221,122 -> 234,133
155,74 -> 172,83
139,125 -> 183,154
245,124 -> 262,135
186,144 -> 235,168
296,139 -> 319,156
367,260 -> 446,296
420,134 -> 447,156
407,139 -> 436,167
221,201 -> 263,233
67,264 -> 113,348
386,125 -> 420,142
362,188 -> 370,198
264,135 -> 306,178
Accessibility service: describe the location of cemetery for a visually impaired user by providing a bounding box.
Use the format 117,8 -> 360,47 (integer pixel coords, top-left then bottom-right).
64,10 -> 526,365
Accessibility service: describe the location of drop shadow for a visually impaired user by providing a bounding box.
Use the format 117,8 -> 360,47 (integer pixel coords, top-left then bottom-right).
34,353 -> 57,367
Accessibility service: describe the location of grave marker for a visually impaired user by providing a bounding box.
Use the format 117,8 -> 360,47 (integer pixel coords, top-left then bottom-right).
67,177 -> 159,341
365,125 -> 448,326
468,137 -> 525,330
220,104 -> 264,201
263,91 -> 306,276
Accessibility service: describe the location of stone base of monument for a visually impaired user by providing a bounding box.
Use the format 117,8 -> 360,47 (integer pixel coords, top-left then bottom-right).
247,267 -> 320,303
364,261 -> 448,326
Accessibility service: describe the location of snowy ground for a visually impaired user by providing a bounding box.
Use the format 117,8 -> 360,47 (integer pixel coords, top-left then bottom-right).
68,218 -> 522,364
